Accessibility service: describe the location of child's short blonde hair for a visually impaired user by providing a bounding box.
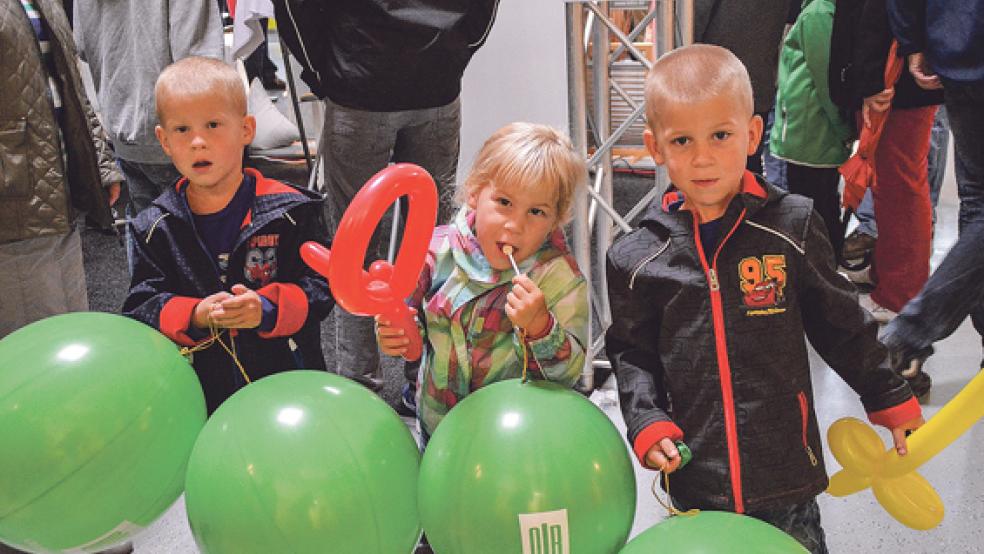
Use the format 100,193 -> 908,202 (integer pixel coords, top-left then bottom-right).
459,122 -> 585,223
644,44 -> 754,131
155,56 -> 246,124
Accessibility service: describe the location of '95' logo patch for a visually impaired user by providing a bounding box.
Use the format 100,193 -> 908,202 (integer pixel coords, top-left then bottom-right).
739,255 -> 787,315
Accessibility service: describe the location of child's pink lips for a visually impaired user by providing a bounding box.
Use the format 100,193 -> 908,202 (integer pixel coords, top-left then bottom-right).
692,178 -> 718,187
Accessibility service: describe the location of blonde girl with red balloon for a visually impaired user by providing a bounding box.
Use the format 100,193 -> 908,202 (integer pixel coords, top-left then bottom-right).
376,122 -> 589,441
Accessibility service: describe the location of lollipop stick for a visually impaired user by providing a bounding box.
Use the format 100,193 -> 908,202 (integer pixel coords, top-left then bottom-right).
502,245 -> 521,275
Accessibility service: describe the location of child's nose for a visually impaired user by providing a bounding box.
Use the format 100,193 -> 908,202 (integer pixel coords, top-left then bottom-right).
504,216 -> 524,233
190,134 -> 207,149
692,142 -> 713,166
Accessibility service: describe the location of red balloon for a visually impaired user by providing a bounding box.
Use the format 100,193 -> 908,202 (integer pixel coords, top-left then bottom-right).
301,163 -> 437,361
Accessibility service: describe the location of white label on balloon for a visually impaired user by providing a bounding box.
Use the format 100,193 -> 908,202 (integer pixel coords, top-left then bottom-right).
64,520 -> 143,553
518,508 -> 570,554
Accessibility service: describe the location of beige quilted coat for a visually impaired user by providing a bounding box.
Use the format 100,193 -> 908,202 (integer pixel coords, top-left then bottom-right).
0,0 -> 121,245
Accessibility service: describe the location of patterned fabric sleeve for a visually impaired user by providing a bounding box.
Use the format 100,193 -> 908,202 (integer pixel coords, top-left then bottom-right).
517,255 -> 588,387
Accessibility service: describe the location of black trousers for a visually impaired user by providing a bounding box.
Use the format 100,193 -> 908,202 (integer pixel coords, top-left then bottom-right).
786,163 -> 843,258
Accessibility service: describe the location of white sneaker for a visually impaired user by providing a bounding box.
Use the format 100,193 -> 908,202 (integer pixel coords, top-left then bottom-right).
860,294 -> 897,324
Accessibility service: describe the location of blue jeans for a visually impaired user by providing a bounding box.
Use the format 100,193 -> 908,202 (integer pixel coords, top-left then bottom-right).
855,106 -> 950,237
883,82 -> 984,354
746,499 -> 829,554
117,159 -> 182,275
763,107 -> 788,190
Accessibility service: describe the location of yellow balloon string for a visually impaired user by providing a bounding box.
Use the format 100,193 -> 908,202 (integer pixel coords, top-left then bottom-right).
178,321 -> 252,384
651,472 -> 700,518
518,327 -> 529,383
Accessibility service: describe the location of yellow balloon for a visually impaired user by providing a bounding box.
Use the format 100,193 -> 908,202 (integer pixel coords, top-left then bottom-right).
872,473 -> 944,531
884,370 -> 984,478
825,370 -> 984,530
826,468 -> 870,497
827,417 -> 884,475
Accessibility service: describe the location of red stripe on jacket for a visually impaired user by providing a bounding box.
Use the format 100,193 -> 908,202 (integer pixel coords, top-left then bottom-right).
159,296 -> 206,347
868,396 -> 922,429
633,421 -> 685,467
257,282 -> 309,337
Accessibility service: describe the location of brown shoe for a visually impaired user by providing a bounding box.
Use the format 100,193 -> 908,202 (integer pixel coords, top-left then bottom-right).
842,230 -> 877,260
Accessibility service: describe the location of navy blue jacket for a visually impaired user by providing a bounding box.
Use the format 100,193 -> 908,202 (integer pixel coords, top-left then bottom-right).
888,0 -> 984,84
123,169 -> 334,413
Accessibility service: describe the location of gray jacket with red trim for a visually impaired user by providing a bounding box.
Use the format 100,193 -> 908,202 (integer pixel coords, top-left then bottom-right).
123,169 -> 334,413
605,172 -> 920,513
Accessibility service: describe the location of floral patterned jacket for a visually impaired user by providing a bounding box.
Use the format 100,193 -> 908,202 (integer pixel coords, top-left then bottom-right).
411,208 -> 588,436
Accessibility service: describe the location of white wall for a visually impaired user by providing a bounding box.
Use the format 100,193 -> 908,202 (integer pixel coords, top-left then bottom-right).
457,0 -> 571,180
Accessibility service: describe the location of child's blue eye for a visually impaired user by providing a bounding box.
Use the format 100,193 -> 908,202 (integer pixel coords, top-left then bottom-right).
671,136 -> 690,146
530,207 -> 547,217
713,131 -> 731,140
175,126 -> 189,133
207,121 -> 220,129
497,197 -> 511,207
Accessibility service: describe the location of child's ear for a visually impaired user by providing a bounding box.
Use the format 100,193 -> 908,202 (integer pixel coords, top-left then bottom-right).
155,125 -> 171,156
746,114 -> 764,156
466,186 -> 480,210
241,114 -> 257,146
643,128 -> 665,165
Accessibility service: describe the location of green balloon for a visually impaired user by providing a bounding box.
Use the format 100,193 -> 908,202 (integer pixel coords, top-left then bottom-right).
419,379 -> 636,554
185,371 -> 421,554
620,511 -> 809,553
0,312 -> 206,553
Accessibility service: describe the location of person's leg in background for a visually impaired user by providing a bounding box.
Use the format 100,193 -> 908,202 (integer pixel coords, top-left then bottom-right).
785,163 -> 842,257
763,108 -> 788,190
843,189 -> 878,260
867,106 -> 936,317
0,231 -> 87,339
880,83 -> 984,399
926,106 -> 950,226
943,85 -> 984,347
117,159 -> 182,275
844,107 -> 947,271
390,97 -> 462,413
320,98 -> 404,391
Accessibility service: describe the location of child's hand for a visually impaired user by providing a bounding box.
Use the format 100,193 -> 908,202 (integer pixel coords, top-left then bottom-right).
890,416 -> 925,456
192,291 -> 233,329
375,309 -> 417,358
505,275 -> 550,336
210,284 -> 263,329
644,438 -> 684,473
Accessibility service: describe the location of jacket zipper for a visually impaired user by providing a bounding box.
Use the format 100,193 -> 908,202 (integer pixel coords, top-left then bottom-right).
629,239 -> 671,290
781,105 -> 789,143
797,391 -> 819,466
692,208 -> 747,513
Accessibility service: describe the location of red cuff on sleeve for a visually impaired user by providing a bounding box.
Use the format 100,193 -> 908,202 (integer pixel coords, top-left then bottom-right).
633,421 -> 685,468
256,282 -> 308,338
868,396 -> 923,429
159,296 -> 204,347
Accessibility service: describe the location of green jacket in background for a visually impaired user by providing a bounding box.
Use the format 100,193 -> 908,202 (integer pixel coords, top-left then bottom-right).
770,0 -> 853,168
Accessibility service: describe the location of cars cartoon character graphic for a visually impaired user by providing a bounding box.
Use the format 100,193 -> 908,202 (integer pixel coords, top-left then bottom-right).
739,255 -> 787,310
